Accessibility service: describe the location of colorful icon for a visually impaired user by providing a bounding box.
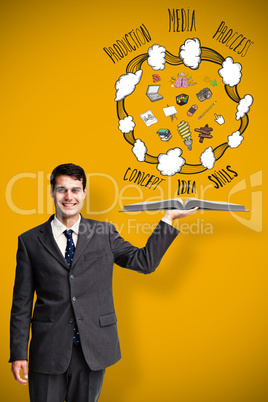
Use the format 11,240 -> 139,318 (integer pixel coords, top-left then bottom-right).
157,129 -> 172,141
214,113 -> 225,125
187,104 -> 198,116
198,101 -> 216,119
140,110 -> 158,126
194,124 -> 213,143
163,105 -> 178,122
177,121 -> 193,150
170,72 -> 197,88
196,88 -> 212,102
152,74 -> 161,83
146,85 -> 163,102
176,94 -> 189,106
176,75 -> 188,88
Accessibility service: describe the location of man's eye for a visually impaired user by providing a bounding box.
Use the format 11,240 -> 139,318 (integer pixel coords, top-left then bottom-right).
57,188 -> 66,193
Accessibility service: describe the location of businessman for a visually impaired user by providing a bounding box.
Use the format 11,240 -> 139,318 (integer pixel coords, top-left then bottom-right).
10,163 -> 197,402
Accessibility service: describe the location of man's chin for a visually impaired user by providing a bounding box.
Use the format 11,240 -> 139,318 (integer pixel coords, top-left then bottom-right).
57,209 -> 80,221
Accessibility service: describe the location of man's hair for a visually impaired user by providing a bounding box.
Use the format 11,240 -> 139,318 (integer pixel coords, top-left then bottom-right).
50,163 -> 87,191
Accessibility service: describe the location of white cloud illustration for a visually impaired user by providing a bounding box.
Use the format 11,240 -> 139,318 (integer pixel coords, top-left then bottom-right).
118,116 -> 135,134
218,57 -> 242,87
179,38 -> 201,70
157,148 -> 185,176
147,44 -> 166,71
115,70 -> 143,102
236,95 -> 253,120
228,131 -> 244,148
200,147 -> 215,169
132,139 -> 147,162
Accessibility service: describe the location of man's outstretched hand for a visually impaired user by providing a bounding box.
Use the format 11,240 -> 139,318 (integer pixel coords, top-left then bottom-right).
11,360 -> 28,385
164,207 -> 199,221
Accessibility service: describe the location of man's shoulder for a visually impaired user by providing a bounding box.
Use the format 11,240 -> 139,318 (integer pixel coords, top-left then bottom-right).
80,217 -> 114,231
19,216 -> 116,240
19,217 -> 52,239
81,217 -> 111,226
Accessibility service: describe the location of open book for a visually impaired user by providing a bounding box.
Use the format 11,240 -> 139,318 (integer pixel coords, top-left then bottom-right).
120,198 -> 248,212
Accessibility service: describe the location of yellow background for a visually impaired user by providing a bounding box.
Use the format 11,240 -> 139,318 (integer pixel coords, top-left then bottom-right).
1,0 -> 267,401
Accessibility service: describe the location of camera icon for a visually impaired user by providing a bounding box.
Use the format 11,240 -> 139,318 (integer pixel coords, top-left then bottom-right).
196,87 -> 212,102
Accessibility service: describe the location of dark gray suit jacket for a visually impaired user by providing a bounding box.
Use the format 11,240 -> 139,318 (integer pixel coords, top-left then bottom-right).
9,215 -> 179,373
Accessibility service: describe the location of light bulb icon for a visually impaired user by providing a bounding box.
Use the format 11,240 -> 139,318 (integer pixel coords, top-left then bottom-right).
177,120 -> 193,150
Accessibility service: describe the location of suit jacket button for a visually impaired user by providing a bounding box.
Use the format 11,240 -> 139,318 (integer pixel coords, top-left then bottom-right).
69,318 -> 74,324
72,296 -> 76,302
70,275 -> 75,280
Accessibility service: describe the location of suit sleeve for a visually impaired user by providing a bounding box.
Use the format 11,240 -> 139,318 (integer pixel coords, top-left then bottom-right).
9,235 -> 35,362
109,220 -> 179,274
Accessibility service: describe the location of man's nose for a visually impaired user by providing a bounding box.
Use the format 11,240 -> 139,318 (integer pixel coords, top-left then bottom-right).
64,190 -> 73,199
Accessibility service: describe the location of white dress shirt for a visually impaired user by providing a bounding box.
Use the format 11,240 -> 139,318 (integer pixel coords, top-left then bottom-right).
51,215 -> 81,257
161,217 -> 172,226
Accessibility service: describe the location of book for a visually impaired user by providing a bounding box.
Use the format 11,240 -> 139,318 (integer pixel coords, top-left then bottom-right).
160,132 -> 172,141
157,128 -> 170,136
120,198 -> 248,212
157,128 -> 172,141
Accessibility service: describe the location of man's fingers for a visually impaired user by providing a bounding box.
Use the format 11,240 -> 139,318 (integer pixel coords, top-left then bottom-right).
164,207 -> 199,221
11,361 -> 28,385
185,206 -> 199,216
14,369 -> 28,385
175,207 -> 198,218
22,364 -> 28,380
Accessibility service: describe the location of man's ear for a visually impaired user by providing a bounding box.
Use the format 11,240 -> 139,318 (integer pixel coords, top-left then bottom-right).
50,188 -> 54,198
83,187 -> 87,199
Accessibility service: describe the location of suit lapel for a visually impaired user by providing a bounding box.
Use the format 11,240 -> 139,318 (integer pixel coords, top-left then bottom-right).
37,216 -> 70,270
37,215 -> 96,270
71,216 -> 95,268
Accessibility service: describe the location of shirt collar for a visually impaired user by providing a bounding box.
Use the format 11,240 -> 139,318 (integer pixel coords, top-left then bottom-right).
51,214 -> 81,238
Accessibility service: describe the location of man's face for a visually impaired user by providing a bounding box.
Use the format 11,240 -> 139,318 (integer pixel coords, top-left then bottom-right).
51,175 -> 87,223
